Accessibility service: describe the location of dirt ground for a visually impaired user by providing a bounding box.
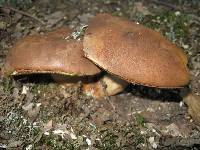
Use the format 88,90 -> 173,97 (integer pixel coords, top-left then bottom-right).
0,0 -> 200,149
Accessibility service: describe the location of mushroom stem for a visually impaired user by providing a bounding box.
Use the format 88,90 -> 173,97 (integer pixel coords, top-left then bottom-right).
82,74 -> 128,99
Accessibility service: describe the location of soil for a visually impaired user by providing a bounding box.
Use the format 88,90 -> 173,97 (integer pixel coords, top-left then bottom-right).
0,0 -> 200,149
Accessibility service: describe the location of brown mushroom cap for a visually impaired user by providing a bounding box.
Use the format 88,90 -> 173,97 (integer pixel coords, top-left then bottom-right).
4,27 -> 101,76
83,13 -> 190,88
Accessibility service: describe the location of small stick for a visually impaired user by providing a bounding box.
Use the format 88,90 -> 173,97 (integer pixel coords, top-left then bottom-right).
100,80 -> 116,111
188,14 -> 200,23
150,0 -> 181,10
0,5 -> 45,25
150,0 -> 200,23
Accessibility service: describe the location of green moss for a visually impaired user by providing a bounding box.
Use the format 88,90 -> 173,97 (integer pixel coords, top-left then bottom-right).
0,0 -> 32,8
97,130 -> 119,150
41,135 -> 63,149
145,11 -> 189,43
95,121 -> 145,149
2,77 -> 12,93
34,119 -> 145,149
31,84 -> 50,95
121,121 -> 145,149
135,114 -> 146,128
37,134 -> 82,150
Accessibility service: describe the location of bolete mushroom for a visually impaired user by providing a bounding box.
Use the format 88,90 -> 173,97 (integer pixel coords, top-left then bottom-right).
4,27 -> 100,76
83,13 -> 190,88
3,27 -> 127,98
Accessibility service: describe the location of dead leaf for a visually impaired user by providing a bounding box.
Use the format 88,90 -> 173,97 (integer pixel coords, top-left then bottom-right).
43,120 -> 53,132
45,11 -> 65,27
134,2 -> 151,15
7,140 -> 22,148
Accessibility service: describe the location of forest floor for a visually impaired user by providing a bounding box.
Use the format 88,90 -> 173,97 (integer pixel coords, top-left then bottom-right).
0,0 -> 200,149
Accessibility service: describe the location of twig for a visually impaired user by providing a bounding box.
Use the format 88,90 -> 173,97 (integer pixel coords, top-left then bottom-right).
188,14 -> 200,23
150,0 -> 200,23
0,5 -> 45,25
150,0 -> 181,11
100,80 -> 117,112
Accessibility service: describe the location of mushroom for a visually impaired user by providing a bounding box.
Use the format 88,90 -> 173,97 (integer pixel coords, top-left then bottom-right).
83,13 -> 190,88
4,27 -> 100,76
3,27 -> 127,98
